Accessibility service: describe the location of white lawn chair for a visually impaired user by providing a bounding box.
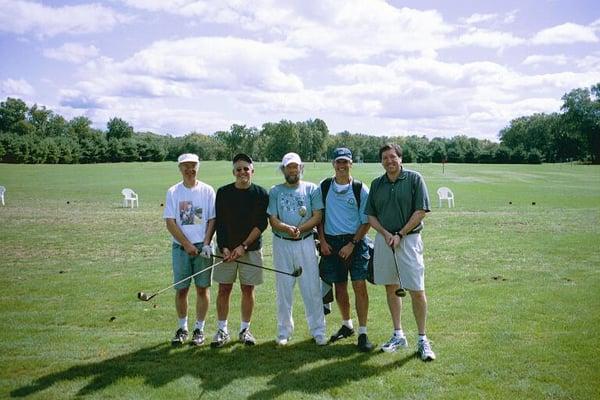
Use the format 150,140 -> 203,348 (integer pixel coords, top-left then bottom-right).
437,187 -> 454,208
121,188 -> 138,208
0,186 -> 5,206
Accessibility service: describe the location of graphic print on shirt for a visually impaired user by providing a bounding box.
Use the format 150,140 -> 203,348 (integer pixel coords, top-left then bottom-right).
179,201 -> 203,225
279,192 -> 306,225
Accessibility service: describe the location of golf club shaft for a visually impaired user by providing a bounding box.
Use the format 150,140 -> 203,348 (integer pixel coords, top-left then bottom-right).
149,260 -> 224,299
391,247 -> 406,295
211,254 -> 299,277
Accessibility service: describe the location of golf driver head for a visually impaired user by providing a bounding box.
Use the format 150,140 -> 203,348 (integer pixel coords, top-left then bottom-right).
137,292 -> 152,301
395,287 -> 406,297
292,266 -> 303,277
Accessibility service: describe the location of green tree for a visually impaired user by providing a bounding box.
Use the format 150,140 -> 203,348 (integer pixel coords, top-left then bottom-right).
560,84 -> 600,163
0,97 -> 29,133
106,117 -> 133,140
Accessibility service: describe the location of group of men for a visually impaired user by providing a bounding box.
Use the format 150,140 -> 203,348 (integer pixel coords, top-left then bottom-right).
162,143 -> 436,361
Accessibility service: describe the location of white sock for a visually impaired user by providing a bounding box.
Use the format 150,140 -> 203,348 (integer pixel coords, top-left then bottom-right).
343,319 -> 354,329
240,321 -> 250,332
194,320 -> 205,331
178,317 -> 188,331
218,320 -> 228,332
418,334 -> 427,342
358,326 -> 367,335
394,329 -> 404,337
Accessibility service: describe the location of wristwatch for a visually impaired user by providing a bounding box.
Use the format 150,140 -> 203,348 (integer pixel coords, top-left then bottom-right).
350,238 -> 359,245
395,231 -> 405,239
242,243 -> 248,251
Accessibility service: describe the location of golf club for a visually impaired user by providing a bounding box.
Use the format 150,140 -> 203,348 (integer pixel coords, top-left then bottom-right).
137,260 -> 224,302
390,247 -> 407,297
211,254 -> 302,277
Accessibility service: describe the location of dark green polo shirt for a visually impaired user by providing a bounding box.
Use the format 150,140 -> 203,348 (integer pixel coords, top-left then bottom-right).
365,168 -> 430,233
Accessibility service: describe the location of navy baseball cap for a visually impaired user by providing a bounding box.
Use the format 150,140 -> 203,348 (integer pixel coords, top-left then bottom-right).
233,153 -> 253,164
333,147 -> 352,162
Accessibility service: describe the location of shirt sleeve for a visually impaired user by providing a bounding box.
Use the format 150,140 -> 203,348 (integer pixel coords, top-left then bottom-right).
267,186 -> 278,217
413,174 -> 431,212
311,183 -> 324,211
163,188 -> 176,219
215,187 -> 227,249
364,177 -> 378,217
205,186 -> 217,220
253,186 -> 269,232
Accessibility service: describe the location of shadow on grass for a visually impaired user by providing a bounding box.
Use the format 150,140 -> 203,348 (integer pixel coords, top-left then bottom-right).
12,340 -> 416,398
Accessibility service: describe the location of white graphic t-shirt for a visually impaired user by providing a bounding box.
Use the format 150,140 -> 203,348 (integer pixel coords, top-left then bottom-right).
163,180 -> 216,245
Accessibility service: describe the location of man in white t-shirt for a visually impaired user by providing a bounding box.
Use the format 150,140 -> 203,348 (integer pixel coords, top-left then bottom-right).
163,153 -> 216,346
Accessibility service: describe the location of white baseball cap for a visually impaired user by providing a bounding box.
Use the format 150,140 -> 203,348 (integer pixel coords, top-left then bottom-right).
281,152 -> 302,167
177,153 -> 199,164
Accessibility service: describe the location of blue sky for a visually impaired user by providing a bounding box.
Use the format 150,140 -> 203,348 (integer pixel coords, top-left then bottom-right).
1,0 -> 598,141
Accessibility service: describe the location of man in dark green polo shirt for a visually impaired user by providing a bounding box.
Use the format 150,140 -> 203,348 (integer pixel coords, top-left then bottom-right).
365,143 -> 436,361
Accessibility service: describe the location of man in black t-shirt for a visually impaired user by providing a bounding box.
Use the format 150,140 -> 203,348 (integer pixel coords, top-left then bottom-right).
211,153 -> 269,347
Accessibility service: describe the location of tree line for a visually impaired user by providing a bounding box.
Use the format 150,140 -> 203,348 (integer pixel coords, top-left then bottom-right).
1,83 -> 598,164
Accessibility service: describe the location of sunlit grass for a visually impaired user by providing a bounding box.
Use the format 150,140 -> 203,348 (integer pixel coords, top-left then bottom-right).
0,162 -> 599,399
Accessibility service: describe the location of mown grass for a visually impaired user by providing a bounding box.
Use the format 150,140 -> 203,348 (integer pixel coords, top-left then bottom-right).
0,161 -> 599,399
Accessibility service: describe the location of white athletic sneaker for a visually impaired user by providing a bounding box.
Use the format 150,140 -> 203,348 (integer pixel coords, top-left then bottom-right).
381,334 -> 408,353
417,338 -> 436,361
314,335 -> 328,346
275,335 -> 289,346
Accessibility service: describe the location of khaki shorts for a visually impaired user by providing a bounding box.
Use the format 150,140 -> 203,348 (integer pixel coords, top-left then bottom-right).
212,249 -> 264,286
373,233 -> 425,290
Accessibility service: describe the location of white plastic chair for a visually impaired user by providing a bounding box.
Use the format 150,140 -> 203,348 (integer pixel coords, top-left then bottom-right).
0,186 -> 5,206
437,187 -> 454,208
121,188 -> 138,208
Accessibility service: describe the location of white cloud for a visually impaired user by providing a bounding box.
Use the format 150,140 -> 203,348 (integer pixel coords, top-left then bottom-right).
123,37 -> 305,92
456,28 -> 525,49
120,0 -> 294,31
1,78 -> 35,97
461,13 -> 497,25
531,22 -> 599,45
503,9 -> 518,24
287,2 -> 453,60
43,43 -> 100,63
523,54 -> 568,66
0,0 -> 129,37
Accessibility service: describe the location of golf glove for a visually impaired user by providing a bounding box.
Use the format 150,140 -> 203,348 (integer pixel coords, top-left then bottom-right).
200,244 -> 213,258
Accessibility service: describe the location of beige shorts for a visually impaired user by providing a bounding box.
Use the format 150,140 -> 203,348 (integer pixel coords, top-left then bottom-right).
212,249 -> 264,286
373,232 -> 425,290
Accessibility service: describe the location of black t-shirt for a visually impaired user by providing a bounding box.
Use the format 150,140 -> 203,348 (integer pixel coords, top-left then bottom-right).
215,183 -> 269,251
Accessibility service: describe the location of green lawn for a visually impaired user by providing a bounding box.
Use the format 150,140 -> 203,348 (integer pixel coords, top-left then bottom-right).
0,161 -> 599,399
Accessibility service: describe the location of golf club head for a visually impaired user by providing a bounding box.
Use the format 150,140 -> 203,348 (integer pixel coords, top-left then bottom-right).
395,288 -> 406,297
292,266 -> 303,277
137,291 -> 152,301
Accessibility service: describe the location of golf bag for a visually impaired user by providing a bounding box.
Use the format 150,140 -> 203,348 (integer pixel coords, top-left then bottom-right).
366,236 -> 375,284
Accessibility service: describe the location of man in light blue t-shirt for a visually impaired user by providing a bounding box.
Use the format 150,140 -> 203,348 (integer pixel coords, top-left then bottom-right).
267,152 -> 327,346
317,147 -> 373,352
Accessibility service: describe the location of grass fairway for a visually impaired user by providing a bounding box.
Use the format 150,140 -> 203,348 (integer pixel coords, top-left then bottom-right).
1,161 -> 599,399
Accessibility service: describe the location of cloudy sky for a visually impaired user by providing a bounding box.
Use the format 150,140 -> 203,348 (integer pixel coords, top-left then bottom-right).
1,0 -> 599,141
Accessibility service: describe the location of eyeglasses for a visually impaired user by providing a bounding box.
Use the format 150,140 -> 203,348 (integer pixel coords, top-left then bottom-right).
236,167 -> 251,172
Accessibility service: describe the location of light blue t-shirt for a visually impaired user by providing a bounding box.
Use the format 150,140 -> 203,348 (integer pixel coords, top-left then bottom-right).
267,181 -> 323,239
317,179 -> 369,236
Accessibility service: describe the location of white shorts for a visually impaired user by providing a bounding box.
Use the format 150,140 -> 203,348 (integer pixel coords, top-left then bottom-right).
212,249 -> 264,286
373,232 -> 425,290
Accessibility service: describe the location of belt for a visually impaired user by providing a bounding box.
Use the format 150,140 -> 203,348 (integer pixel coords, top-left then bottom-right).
324,234 -> 354,240
273,232 -> 313,241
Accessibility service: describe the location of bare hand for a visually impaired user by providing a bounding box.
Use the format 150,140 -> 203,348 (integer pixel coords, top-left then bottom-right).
320,240 -> 332,256
184,243 -> 199,256
338,243 -> 354,260
222,247 -> 232,262
229,245 -> 245,261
